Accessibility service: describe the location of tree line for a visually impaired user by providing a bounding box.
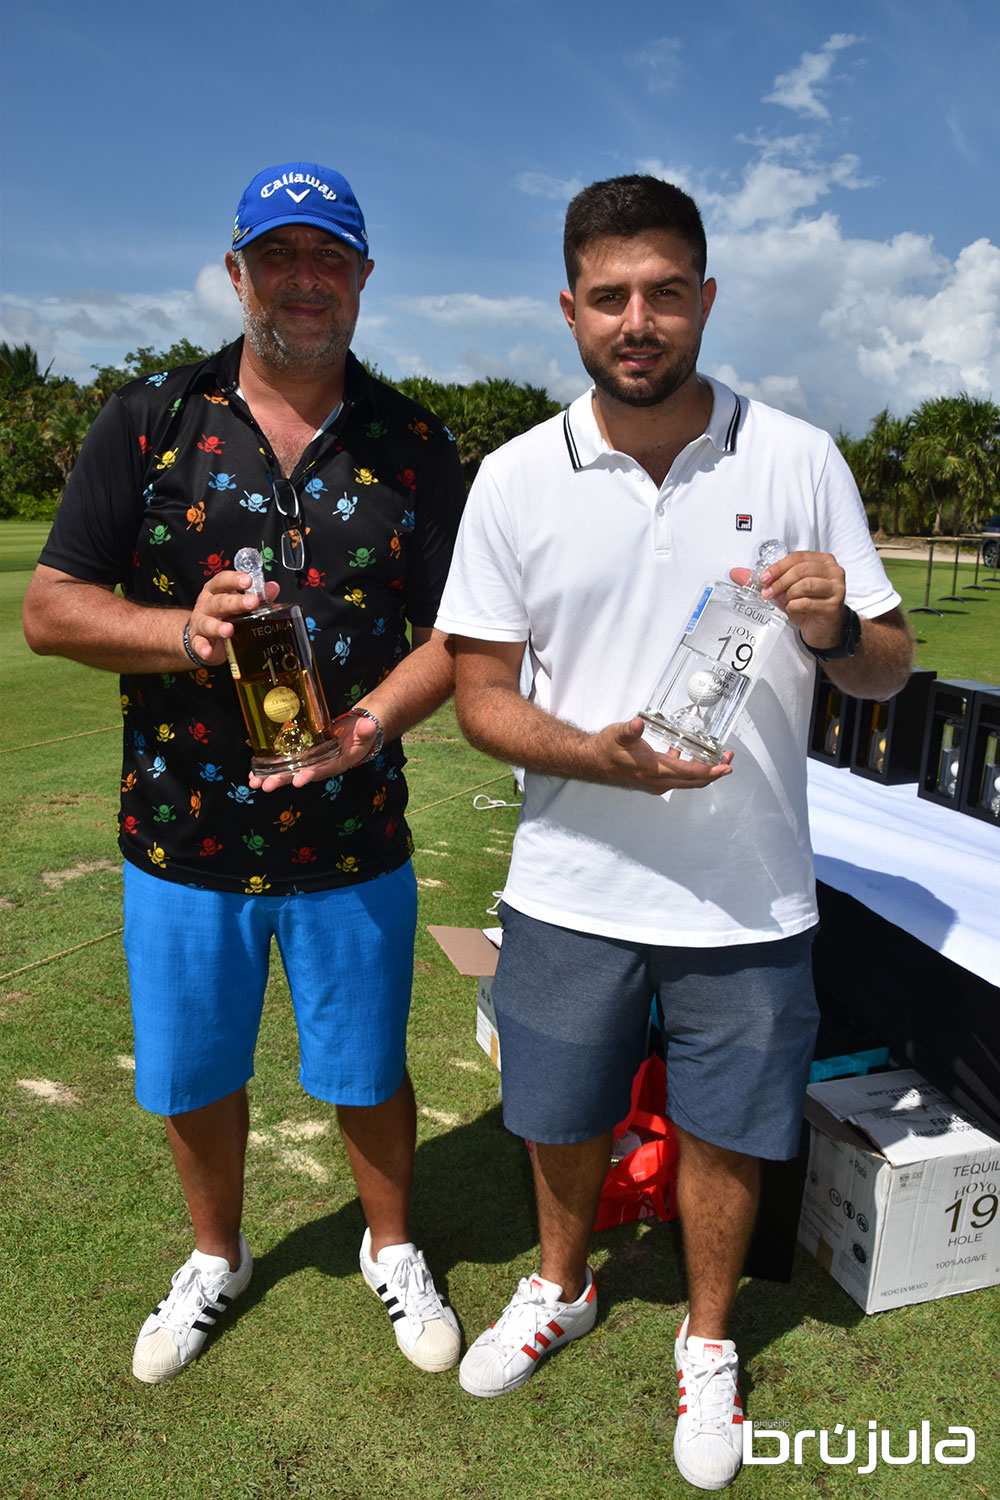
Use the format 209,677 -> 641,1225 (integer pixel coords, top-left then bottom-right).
836,396 -> 1000,538
0,340 -> 558,519
3,339 -> 997,535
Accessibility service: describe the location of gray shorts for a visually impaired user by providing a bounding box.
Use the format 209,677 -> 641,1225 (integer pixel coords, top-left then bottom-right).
492,904 -> 818,1160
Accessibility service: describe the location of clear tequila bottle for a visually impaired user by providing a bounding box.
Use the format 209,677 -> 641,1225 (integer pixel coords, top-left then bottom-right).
639,539 -> 789,765
978,731 -> 1000,818
225,547 -> 339,776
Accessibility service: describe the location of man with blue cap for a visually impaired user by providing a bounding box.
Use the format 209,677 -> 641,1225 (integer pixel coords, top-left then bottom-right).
24,163 -> 467,1383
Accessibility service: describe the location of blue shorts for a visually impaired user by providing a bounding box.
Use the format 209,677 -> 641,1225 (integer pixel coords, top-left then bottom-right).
492,904 -> 817,1160
123,860 -> 417,1116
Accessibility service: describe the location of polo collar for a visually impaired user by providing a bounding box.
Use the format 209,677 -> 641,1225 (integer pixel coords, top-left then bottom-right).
210,339 -> 374,414
562,375 -> 743,472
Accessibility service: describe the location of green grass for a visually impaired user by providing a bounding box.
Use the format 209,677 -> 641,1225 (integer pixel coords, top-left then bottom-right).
2,523 -> 998,1500
882,555 -> 1000,683
0,521 -> 52,573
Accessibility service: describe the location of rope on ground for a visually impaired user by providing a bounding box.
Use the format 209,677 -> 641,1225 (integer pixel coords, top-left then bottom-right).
0,927 -> 124,984
408,773 -> 511,816
1,780 -> 509,978
1,772 -> 511,984
0,725 -> 119,753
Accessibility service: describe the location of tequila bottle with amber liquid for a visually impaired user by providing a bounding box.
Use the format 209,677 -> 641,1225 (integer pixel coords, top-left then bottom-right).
225,547 -> 339,776
639,539 -> 789,766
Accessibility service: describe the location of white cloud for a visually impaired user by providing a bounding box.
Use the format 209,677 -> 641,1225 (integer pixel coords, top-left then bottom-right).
626,36 -> 683,97
763,34 -> 862,120
820,236 -> 1000,401
8,114 -> 999,441
702,213 -> 1000,432
945,112 -> 980,169
194,262 -> 244,341
390,292 -> 557,326
0,268 -> 242,382
634,157 -> 700,200
497,343 -> 587,405
643,137 -> 875,232
710,365 -> 810,418
354,324 -> 586,407
714,153 -> 870,230
627,138 -> 1000,429
514,171 -> 584,202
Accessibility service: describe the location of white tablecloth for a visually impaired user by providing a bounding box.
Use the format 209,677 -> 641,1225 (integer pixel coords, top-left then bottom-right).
807,759 -> 999,987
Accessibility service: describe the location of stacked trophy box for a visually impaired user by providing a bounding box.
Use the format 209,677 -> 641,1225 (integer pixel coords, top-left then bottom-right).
848,668 -> 937,785
807,671 -> 859,767
917,679 -> 1000,822
808,668 -> 1000,825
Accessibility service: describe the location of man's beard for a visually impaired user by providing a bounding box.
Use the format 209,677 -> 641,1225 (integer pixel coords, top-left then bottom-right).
241,297 -> 355,377
579,334 -> 701,409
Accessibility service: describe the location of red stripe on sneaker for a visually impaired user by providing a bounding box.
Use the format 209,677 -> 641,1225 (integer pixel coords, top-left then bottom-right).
733,1415 -> 744,1424
678,1404 -> 687,1414
584,1281 -> 596,1304
522,1345 -> 540,1361
535,1333 -> 551,1349
548,1320 -> 564,1337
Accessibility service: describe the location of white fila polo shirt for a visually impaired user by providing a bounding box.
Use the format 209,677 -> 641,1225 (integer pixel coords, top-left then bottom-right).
437,377 -> 899,947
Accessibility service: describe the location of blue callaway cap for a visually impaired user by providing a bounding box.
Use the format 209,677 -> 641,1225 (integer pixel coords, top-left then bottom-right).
232,162 -> 369,255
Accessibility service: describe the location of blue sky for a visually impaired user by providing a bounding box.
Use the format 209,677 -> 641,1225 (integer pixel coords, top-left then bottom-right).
2,0 -> 998,436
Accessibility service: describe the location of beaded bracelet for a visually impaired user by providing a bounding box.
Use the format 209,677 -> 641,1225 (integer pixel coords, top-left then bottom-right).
181,619 -> 200,667
335,707 -> 385,764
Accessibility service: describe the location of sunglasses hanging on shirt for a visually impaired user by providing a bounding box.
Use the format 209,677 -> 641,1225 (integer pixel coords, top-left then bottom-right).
267,397 -> 352,577
271,475 -> 308,573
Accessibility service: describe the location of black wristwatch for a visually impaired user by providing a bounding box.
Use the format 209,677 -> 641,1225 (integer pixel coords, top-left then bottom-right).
801,606 -> 862,662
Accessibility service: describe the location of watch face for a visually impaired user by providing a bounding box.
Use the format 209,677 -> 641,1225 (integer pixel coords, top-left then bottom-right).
843,607 -> 862,657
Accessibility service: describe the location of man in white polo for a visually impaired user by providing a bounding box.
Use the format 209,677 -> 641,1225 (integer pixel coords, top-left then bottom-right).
435,174 -> 911,1492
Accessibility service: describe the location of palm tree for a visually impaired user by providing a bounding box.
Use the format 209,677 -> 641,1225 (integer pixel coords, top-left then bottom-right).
0,341 -> 52,395
906,394 -> 1000,536
842,408 -> 910,537
42,397 -> 95,483
905,398 -> 960,535
948,394 -> 1000,534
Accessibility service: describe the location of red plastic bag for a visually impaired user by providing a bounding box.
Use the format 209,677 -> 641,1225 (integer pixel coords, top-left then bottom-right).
593,1052 -> 679,1231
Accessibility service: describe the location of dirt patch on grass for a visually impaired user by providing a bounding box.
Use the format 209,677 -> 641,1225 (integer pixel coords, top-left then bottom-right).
17,1077 -> 81,1107
21,792 -> 110,820
41,859 -> 117,889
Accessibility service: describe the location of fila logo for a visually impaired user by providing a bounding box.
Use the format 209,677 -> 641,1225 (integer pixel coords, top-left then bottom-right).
736,514 -> 753,531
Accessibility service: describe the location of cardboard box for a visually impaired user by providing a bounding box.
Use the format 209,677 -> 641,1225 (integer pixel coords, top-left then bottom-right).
798,1069 -> 1000,1312
428,925 -> 501,1069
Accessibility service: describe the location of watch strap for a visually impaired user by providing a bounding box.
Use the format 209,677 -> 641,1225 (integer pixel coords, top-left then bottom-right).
335,707 -> 385,763
801,606 -> 862,662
